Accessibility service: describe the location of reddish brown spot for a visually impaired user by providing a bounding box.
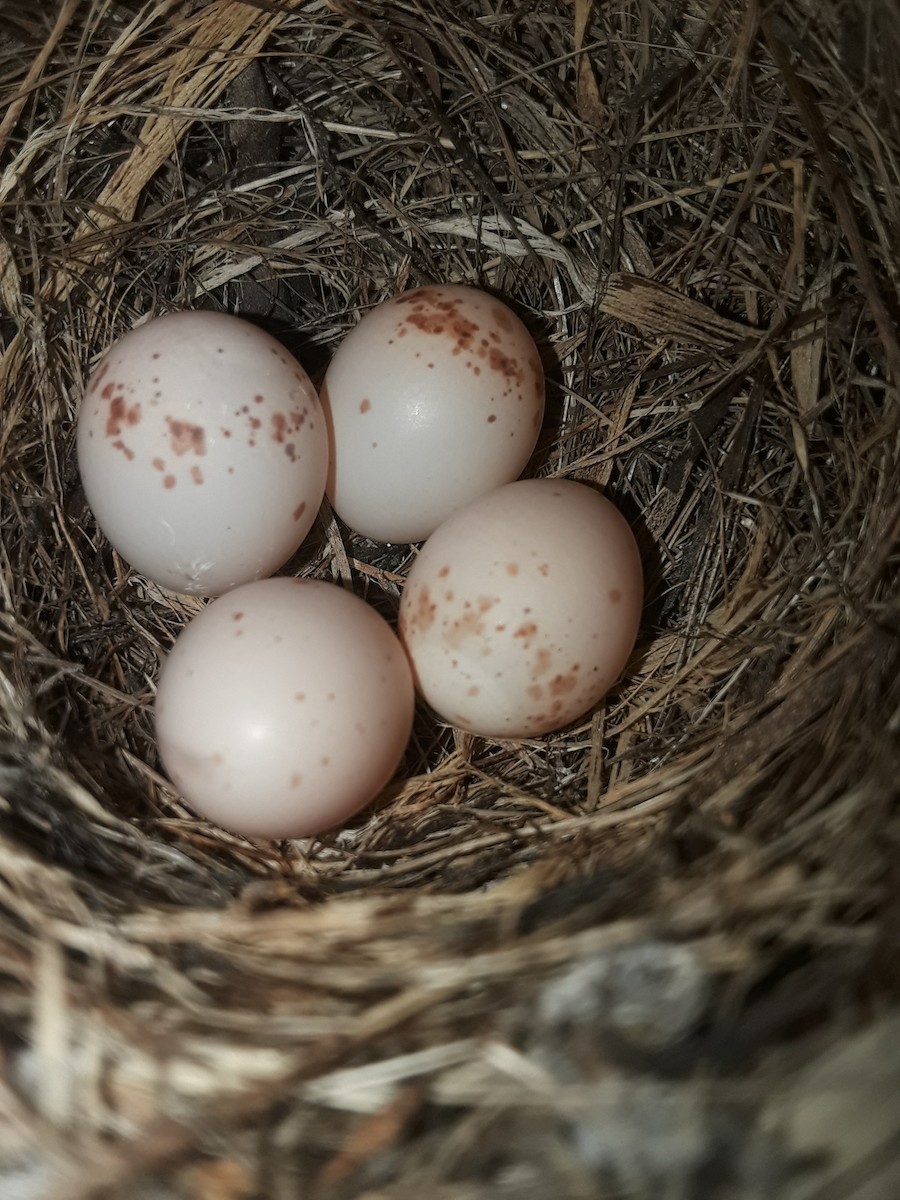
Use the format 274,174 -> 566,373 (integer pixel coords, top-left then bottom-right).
438,566 -> 450,578
254,394 -> 265,405
359,398 -> 371,413
321,756 -> 330,766
249,417 -> 261,430
506,563 -> 519,576
535,648 -> 553,677
163,475 -> 176,489
222,428 -> 232,438
212,754 -> 223,764
271,413 -> 287,442
478,596 -> 497,614
514,622 -> 538,647
152,352 -> 160,360
549,672 -> 577,696
487,345 -> 522,382
295,692 -> 305,702
467,685 -> 480,697
487,414 -> 497,423
105,396 -> 141,437
290,773 -> 301,790
609,589 -> 622,604
495,624 -> 506,632
411,585 -> 437,632
527,684 -> 543,700
111,439 -> 134,460
403,292 -> 479,353
538,563 -> 550,577
190,466 -> 203,485
293,501 -> 307,522
285,442 -> 297,462
152,458 -> 165,471
167,418 -> 206,456
233,613 -> 243,621
445,609 -> 488,649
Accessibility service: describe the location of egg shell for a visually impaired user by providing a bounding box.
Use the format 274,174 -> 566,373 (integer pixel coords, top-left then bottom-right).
76,310 -> 327,595
154,577 -> 415,839
320,284 -> 545,543
398,479 -> 643,738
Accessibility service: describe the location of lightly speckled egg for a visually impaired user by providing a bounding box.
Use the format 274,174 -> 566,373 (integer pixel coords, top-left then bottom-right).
320,284 -> 545,543
76,310 -> 327,596
398,479 -> 643,739
154,577 -> 415,840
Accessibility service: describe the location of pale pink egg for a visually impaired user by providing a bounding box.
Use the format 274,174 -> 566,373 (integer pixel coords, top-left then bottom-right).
320,284 -> 545,543
76,311 -> 327,595
398,479 -> 643,738
154,578 -> 415,839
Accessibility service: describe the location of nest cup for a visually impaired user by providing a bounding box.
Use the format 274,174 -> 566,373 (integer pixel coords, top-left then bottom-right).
1,2 -> 898,1197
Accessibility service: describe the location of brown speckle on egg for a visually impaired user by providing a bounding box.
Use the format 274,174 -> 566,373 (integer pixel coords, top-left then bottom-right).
535,648 -> 553,676
609,589 -> 622,604
292,501 -> 307,522
411,585 -> 437,632
167,418 -> 206,456
506,563 -> 519,576
106,396 -> 141,437
549,672 -> 577,696
191,466 -> 203,485
360,398 -> 371,413
163,474 -> 176,489
111,439 -> 134,460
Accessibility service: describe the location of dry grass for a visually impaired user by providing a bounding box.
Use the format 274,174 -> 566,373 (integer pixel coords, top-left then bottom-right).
0,1 -> 899,1196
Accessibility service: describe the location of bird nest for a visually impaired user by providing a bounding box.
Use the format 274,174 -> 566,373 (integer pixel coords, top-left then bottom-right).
1,2 -> 898,1197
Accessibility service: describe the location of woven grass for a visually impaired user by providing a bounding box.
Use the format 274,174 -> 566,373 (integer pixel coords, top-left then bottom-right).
0,1 -> 898,1196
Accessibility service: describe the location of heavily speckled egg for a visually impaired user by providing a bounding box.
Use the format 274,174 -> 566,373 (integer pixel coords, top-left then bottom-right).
398,479 -> 643,738
320,284 -> 545,543
76,310 -> 327,595
154,577 -> 415,839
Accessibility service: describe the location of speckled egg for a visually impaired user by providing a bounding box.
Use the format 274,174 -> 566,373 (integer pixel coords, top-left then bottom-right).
154,577 -> 415,839
398,479 -> 643,738
76,310 -> 327,595
320,284 -> 545,543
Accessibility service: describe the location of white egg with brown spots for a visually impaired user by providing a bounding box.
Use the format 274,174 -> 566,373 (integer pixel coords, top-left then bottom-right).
320,284 -> 545,543
76,310 -> 327,595
399,479 -> 643,738
154,578 -> 415,839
